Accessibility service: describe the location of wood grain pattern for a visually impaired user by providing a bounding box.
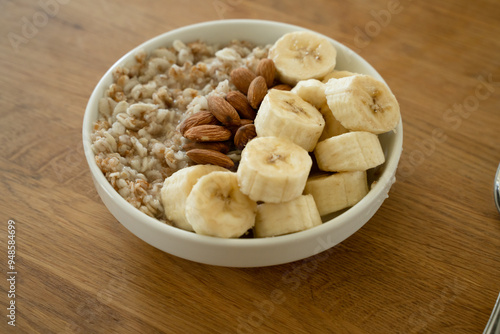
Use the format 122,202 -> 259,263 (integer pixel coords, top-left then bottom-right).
1,0 -> 500,333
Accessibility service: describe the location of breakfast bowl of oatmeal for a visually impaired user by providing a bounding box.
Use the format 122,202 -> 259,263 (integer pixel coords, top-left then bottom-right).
82,19 -> 403,267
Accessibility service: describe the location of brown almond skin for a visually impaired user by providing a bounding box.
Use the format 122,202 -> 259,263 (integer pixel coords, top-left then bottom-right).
183,125 -> 232,142
225,91 -> 257,120
230,67 -> 256,95
240,119 -> 254,126
183,141 -> 231,154
234,124 -> 257,150
207,95 -> 241,126
187,149 -> 235,169
256,58 -> 276,88
178,110 -> 219,135
227,119 -> 254,139
247,76 -> 268,109
227,124 -> 240,138
270,84 -> 292,91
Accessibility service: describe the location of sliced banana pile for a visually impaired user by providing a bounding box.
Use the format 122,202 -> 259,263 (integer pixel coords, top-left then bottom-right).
161,31 -> 400,238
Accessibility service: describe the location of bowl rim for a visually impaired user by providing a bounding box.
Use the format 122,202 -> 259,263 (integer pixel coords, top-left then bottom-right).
82,19 -> 403,250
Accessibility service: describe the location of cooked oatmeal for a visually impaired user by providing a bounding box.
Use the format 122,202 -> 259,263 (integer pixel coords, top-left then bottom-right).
91,40 -> 271,222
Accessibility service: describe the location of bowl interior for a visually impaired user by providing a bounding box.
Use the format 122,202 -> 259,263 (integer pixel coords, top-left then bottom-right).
82,19 -> 402,267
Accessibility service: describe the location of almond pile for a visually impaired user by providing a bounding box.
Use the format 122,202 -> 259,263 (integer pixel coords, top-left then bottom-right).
180,58 -> 292,169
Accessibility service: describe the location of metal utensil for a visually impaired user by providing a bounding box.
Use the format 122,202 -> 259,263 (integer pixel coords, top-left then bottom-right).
484,293 -> 500,334
495,163 -> 500,213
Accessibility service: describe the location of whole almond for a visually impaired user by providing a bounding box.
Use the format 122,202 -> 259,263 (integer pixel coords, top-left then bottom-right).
183,141 -> 231,154
240,119 -> 254,126
183,124 -> 232,142
256,58 -> 276,88
178,110 -> 219,135
225,91 -> 256,120
247,76 -> 268,109
187,149 -> 235,169
270,83 -> 292,91
227,119 -> 254,138
234,124 -> 257,150
230,67 -> 256,95
207,95 -> 241,126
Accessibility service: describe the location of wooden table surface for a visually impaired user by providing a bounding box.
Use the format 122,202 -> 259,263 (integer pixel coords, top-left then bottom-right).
1,0 -> 500,333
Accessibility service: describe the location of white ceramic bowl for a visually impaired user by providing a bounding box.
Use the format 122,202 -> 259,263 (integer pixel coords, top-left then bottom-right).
82,19 -> 403,267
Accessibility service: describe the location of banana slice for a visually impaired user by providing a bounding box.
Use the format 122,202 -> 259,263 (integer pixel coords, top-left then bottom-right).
185,171 -> 257,238
325,74 -> 400,134
290,79 -> 348,141
254,89 -> 325,152
254,194 -> 322,238
318,104 -> 349,141
160,165 -> 228,231
304,171 -> 368,216
314,131 -> 385,172
237,136 -> 312,203
322,70 -> 359,82
269,31 -> 337,85
291,79 -> 327,109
